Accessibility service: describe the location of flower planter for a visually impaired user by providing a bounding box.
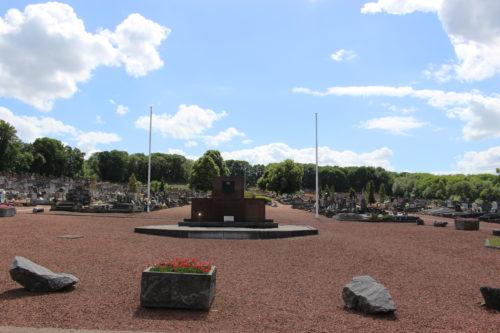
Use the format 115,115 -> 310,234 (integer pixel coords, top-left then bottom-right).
140,266 -> 216,310
454,218 -> 479,231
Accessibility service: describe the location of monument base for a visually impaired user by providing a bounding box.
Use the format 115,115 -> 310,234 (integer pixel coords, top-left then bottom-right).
135,224 -> 318,240
179,220 -> 278,229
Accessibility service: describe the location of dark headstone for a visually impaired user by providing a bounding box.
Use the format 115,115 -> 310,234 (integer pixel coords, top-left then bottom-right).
454,218 -> 479,231
480,286 -> 500,311
342,276 -> 396,314
492,229 -> 500,236
0,207 -> 16,217
433,221 -> 448,227
9,256 -> 78,292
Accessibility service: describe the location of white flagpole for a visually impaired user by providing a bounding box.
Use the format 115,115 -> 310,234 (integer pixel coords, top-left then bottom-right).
147,106 -> 152,213
315,112 -> 319,218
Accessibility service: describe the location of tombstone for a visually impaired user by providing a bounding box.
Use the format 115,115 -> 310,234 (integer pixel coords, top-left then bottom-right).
180,176 -> 276,228
0,189 -> 5,204
491,201 -> 498,213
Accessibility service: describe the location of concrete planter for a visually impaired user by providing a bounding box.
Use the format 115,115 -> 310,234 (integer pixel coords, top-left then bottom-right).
454,218 -> 479,231
140,266 -> 216,310
0,207 -> 16,217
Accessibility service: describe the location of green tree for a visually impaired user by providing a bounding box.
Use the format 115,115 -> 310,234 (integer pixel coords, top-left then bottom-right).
83,153 -> 100,179
12,142 -> 33,173
128,173 -> 139,193
204,150 -> 228,176
0,120 -> 19,171
349,187 -> 357,200
301,163 -> 316,190
319,166 -> 348,192
128,153 -> 148,182
257,159 -> 303,194
31,138 -> 67,176
96,150 -> 129,182
247,164 -> 265,187
189,155 -> 220,191
379,183 -> 386,203
365,180 -> 376,204
63,146 -> 85,177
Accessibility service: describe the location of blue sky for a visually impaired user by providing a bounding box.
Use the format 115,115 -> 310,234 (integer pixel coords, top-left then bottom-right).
0,0 -> 499,173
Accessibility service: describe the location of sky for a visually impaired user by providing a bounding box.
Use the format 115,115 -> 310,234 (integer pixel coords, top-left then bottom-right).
0,0 -> 499,174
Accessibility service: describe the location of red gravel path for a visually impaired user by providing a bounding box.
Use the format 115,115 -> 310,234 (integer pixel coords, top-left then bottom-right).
0,205 -> 498,332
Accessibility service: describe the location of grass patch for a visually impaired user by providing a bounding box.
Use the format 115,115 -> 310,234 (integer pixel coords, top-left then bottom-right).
244,191 -> 273,203
487,237 -> 500,247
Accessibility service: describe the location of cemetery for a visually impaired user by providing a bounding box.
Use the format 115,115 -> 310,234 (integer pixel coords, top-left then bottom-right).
0,197 -> 498,332
0,1 -> 499,331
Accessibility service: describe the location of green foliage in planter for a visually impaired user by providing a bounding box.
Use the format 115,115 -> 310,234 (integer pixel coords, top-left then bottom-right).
149,258 -> 212,274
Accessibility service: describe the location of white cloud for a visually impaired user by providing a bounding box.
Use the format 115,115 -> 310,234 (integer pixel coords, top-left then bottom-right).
76,131 -> 121,153
242,139 -> 253,145
293,85 -> 500,140
384,103 -> 417,114
116,105 -> 129,116
0,106 -> 77,141
185,140 -> 198,147
0,2 -> 169,110
221,142 -> 394,169
360,116 -> 425,134
135,104 -> 227,140
203,127 -> 246,146
361,0 -> 442,15
96,115 -> 104,125
0,106 -> 120,153
104,13 -> 169,77
455,146 -> 500,174
330,49 -> 357,62
362,0 -> 500,81
166,148 -> 198,160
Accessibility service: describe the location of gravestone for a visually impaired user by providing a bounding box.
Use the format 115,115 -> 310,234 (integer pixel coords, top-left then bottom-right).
180,176 -> 276,228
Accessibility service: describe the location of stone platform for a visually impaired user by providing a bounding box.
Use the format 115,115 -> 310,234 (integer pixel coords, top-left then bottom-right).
179,220 -> 278,228
134,224 -> 318,239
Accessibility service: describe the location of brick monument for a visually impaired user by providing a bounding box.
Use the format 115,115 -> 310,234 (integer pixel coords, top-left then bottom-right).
180,176 -> 277,228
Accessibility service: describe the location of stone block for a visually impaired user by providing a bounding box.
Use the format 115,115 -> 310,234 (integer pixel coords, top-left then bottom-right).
454,218 -> 479,231
140,266 -> 216,310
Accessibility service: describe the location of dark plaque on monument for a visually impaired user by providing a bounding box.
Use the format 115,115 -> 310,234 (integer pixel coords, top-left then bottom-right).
180,176 -> 277,228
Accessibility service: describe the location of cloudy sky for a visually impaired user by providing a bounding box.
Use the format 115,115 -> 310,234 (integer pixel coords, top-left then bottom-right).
0,0 -> 499,174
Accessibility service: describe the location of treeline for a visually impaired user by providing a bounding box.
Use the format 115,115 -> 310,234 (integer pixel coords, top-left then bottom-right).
0,121 -> 84,177
1,120 -> 499,201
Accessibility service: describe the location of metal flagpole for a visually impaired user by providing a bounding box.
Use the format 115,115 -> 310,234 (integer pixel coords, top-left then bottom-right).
315,113 -> 319,218
147,106 -> 152,213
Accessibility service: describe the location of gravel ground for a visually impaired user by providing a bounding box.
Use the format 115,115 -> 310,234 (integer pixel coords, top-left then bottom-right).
0,205 -> 498,333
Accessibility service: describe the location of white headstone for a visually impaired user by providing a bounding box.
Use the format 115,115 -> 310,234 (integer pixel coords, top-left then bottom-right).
492,201 -> 498,213
223,216 -> 234,222
0,189 -> 5,203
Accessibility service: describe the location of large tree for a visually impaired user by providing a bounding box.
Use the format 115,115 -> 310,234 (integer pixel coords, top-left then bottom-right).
319,166 -> 348,192
204,150 -> 228,176
96,150 -> 129,182
30,138 -> 81,177
189,154 -> 220,191
258,159 -> 303,194
0,120 -> 19,171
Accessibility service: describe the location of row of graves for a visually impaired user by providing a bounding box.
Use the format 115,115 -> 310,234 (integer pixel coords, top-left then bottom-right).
271,188 -> 500,225
0,173 -> 193,215
273,191 -> 423,224
422,199 -> 500,224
